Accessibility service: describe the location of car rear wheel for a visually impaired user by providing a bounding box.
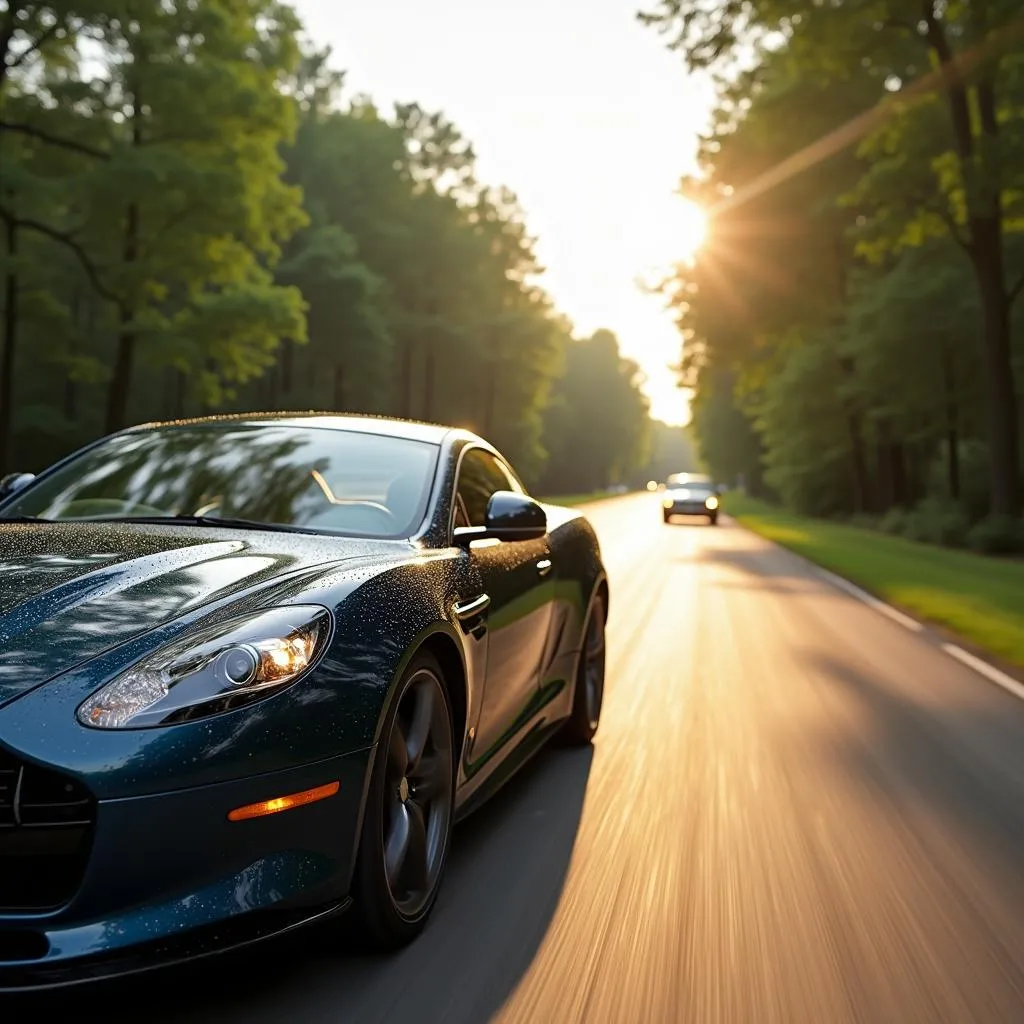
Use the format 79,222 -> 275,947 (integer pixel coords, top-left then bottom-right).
351,652 -> 454,950
561,592 -> 607,746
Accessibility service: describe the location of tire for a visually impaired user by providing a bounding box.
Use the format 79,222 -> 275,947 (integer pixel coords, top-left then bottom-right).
708,513 -> 718,525
663,512 -> 671,524
351,651 -> 455,951
561,592 -> 607,746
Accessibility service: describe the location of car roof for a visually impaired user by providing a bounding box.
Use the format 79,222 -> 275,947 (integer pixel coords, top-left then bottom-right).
124,412 -> 469,447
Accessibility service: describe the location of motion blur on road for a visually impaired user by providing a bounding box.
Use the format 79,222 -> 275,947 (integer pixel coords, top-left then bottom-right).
16,492 -> 1024,1023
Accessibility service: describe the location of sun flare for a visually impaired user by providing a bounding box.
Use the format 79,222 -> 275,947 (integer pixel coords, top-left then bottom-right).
675,198 -> 708,259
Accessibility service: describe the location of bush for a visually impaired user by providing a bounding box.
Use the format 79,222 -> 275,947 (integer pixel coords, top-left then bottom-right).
848,512 -> 881,531
926,439 -> 991,522
904,497 -> 970,548
966,516 -> 1024,555
879,507 -> 910,536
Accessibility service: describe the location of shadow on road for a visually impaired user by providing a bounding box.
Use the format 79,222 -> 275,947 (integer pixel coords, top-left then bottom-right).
808,652 -> 1024,880
6,745 -> 593,1024
696,537 -> 833,594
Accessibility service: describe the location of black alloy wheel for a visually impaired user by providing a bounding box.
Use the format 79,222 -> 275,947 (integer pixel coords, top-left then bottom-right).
352,652 -> 455,949
562,593 -> 607,746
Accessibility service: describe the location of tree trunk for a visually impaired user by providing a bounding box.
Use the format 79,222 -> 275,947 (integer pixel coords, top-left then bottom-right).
281,341 -> 293,395
483,363 -> 496,437
837,353 -> 869,512
942,345 -> 960,501
398,340 -> 414,418
876,421 -> 893,509
174,370 -> 187,418
971,220 -> 1019,514
333,363 -> 345,409
0,217 -> 17,473
890,440 -> 907,508
923,16 -> 1018,514
106,202 -> 139,433
423,343 -> 434,421
65,287 -> 81,423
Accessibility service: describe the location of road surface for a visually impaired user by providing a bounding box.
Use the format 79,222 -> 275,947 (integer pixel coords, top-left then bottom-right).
20,493 -> 1024,1021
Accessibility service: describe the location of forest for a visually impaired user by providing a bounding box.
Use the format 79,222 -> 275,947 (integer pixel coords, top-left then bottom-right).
642,0 -> 1024,552
0,1 -> 666,494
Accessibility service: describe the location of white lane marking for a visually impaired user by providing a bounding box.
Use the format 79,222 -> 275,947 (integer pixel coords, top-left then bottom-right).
941,644 -> 1024,704
726,514 -> 1024,704
813,567 -> 924,632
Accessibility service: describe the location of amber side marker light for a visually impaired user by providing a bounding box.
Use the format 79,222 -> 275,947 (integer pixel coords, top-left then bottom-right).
228,781 -> 340,822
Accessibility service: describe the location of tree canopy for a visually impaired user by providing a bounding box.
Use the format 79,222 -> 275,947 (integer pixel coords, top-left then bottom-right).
642,0 -> 1024,549
1,3 -> 656,492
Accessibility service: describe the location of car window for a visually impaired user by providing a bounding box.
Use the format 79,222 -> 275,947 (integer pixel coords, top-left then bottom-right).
455,449 -> 519,527
3,424 -> 440,540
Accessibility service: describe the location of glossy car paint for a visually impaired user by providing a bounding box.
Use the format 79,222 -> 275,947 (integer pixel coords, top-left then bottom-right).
0,413 -> 606,989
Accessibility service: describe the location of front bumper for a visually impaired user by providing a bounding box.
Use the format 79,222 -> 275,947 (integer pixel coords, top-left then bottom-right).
0,746 -> 372,991
664,503 -> 715,516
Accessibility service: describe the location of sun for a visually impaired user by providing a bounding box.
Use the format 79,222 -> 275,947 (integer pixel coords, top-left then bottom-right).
675,198 -> 708,259
635,197 -> 708,281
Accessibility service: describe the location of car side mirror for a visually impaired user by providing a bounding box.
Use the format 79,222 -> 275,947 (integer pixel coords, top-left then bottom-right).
454,491 -> 547,544
0,472 -> 35,503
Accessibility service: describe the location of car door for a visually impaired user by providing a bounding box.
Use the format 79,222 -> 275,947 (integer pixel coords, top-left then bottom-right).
454,447 -> 555,762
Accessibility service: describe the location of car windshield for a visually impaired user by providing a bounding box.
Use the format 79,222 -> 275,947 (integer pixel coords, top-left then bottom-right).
2,423 -> 440,539
667,478 -> 714,494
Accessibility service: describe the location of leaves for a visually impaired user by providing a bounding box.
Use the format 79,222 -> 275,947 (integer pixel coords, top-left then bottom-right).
2,6 -> 653,491
642,0 -> 1024,517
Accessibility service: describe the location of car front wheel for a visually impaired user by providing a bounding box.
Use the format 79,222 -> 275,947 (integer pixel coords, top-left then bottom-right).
561,592 -> 607,746
351,651 -> 455,950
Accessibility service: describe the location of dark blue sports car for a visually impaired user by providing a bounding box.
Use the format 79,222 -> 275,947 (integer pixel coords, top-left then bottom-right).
0,414 -> 608,990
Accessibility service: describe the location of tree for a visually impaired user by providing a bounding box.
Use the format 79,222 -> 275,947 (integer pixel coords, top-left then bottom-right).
641,0 -> 1024,513
2,27 -> 654,493
540,329 -> 652,494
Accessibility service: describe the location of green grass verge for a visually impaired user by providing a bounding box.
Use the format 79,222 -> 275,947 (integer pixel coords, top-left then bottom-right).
538,490 -> 634,507
723,492 -> 1024,671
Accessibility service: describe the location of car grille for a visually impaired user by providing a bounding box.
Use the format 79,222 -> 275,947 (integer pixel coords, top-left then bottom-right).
0,748 -> 95,912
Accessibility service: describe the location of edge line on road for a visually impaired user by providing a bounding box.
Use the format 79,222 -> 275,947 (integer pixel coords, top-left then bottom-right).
721,514 -> 1024,706
941,643 -> 1024,703
813,568 -> 924,632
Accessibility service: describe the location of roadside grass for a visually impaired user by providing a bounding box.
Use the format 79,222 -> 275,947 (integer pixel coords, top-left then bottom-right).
723,493 -> 1024,671
538,490 -> 634,507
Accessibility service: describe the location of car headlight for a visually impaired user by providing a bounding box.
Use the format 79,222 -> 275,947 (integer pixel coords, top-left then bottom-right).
705,496 -> 719,510
663,497 -> 674,508
77,605 -> 332,729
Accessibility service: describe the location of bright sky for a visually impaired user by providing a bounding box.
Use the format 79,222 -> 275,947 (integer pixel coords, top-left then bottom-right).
293,0 -> 714,424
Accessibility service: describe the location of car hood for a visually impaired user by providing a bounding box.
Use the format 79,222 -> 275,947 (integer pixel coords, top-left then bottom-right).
0,521 -> 400,709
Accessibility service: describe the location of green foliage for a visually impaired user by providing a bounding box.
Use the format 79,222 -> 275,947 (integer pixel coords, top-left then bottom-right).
1,8 -> 655,491
539,329 -> 652,494
642,0 -> 1024,535
967,515 -> 1024,556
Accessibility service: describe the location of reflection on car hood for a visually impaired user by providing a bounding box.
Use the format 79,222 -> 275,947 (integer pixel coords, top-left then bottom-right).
0,521 -> 397,709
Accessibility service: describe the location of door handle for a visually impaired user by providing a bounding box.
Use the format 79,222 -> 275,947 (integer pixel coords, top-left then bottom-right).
454,593 -> 490,621
536,558 -> 553,578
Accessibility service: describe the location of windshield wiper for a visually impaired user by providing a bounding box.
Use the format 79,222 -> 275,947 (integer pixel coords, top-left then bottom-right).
60,514 -> 309,534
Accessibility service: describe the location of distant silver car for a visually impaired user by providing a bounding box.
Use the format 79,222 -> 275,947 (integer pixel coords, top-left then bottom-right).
662,473 -> 719,525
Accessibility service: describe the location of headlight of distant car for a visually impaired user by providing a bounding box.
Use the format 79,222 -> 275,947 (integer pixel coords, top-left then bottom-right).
705,495 -> 719,510
78,605 -> 332,729
662,497 -> 674,509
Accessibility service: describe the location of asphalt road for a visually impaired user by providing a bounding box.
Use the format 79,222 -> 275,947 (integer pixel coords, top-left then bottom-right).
18,493 -> 1024,1022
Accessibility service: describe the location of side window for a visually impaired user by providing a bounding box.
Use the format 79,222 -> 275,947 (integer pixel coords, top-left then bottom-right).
455,449 -> 517,527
